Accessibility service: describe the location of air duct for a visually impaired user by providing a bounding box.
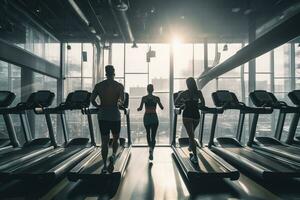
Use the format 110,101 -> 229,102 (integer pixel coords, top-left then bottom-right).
108,0 -> 135,43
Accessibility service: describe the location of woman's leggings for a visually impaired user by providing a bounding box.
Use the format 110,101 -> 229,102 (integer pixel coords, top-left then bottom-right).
145,123 -> 159,149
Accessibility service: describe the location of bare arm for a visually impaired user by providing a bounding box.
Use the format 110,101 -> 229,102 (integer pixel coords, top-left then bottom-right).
198,90 -> 205,106
118,84 -> 125,106
137,97 -> 144,111
174,92 -> 184,106
157,97 -> 164,110
90,84 -> 100,107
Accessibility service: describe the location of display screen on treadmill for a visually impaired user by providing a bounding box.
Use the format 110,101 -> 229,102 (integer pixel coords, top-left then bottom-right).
255,91 -> 273,103
0,92 -> 8,103
293,91 -> 300,101
217,91 -> 234,103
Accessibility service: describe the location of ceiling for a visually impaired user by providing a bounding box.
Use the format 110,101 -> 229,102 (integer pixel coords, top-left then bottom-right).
0,0 -> 299,44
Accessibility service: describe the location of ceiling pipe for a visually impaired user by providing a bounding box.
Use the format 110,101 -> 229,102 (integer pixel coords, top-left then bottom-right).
68,0 -> 89,26
67,0 -> 101,42
197,11 -> 300,89
75,0 -> 106,35
108,0 -> 135,43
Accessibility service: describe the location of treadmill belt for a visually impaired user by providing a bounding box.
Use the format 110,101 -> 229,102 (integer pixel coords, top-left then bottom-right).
81,146 -> 124,175
15,147 -> 84,173
259,145 -> 300,156
227,147 -> 300,172
180,147 -> 228,173
0,147 -> 53,168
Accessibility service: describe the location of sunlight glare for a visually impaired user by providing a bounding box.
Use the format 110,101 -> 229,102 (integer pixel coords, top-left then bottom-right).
171,35 -> 182,47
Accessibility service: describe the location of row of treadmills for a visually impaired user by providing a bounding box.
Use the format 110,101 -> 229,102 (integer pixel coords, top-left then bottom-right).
1,89 -> 300,196
172,89 -> 300,193
0,90 -> 131,188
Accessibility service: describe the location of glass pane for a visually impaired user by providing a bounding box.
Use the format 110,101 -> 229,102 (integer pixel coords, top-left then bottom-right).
218,43 -> 242,63
83,78 -> 93,91
125,74 -> 148,97
66,43 -> 82,77
208,43 -> 217,67
274,78 -> 291,93
104,49 -> 109,68
0,61 -> 8,90
215,110 -> 240,138
174,79 -> 187,92
125,43 -> 148,73
296,43 -> 300,77
174,44 -> 193,78
274,44 -> 291,77
218,78 -> 242,100
256,52 -> 271,73
64,78 -> 82,98
154,92 -> 169,144
82,43 -> 93,77
194,44 -> 205,77
256,74 -> 271,91
256,114 -> 272,137
65,110 -> 90,141
201,79 -> 216,106
112,43 -> 125,77
129,97 -> 146,144
149,44 -> 170,92
33,73 -> 57,139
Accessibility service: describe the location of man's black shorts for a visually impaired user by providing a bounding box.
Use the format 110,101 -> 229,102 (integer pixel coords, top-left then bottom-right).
98,120 -> 121,136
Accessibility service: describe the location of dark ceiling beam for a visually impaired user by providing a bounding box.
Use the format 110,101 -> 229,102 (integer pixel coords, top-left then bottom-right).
75,0 -> 106,36
256,2 -> 300,37
65,0 -> 100,42
108,0 -> 135,43
197,11 -> 300,89
8,0 -> 60,41
0,39 -> 60,79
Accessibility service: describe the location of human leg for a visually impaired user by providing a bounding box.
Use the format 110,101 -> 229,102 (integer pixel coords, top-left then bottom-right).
99,120 -> 110,172
183,118 -> 198,163
108,121 -> 121,173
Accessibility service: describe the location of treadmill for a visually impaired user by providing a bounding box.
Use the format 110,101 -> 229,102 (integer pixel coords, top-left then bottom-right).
248,90 -> 300,163
68,92 -> 131,185
0,91 -> 20,152
0,90 -> 95,183
209,90 -> 300,180
0,91 -> 58,172
171,91 -> 239,193
285,90 -> 300,147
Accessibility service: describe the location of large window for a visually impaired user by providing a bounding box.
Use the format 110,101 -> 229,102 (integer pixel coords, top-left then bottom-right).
64,43 -> 97,143
102,41 -> 298,145
0,61 -> 22,143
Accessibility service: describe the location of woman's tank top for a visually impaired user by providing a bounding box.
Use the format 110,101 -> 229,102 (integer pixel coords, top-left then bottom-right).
182,91 -> 200,119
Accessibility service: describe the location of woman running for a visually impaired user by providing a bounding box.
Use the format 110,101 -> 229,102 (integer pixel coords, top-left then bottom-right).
175,77 -> 205,164
137,84 -> 164,160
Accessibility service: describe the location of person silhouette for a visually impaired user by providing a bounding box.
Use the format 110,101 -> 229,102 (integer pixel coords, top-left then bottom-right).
137,84 -> 164,161
175,77 -> 205,164
90,65 -> 124,173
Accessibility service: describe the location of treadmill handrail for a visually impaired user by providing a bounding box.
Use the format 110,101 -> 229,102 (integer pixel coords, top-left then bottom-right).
83,106 -> 132,146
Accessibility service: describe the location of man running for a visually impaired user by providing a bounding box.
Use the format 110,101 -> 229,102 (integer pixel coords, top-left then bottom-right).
90,65 -> 124,173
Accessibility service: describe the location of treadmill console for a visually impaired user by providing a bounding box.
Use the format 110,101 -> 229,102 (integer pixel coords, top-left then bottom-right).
26,90 -> 55,108
0,91 -> 15,107
288,90 -> 300,106
250,90 -> 275,107
212,90 -> 239,107
66,90 -> 91,109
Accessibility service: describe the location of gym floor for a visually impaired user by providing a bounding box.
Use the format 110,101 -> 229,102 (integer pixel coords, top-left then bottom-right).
1,147 -> 299,199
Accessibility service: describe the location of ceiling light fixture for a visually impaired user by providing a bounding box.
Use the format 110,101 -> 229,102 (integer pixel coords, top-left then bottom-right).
223,44 -> 228,51
115,0 -> 128,11
231,8 -> 240,13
